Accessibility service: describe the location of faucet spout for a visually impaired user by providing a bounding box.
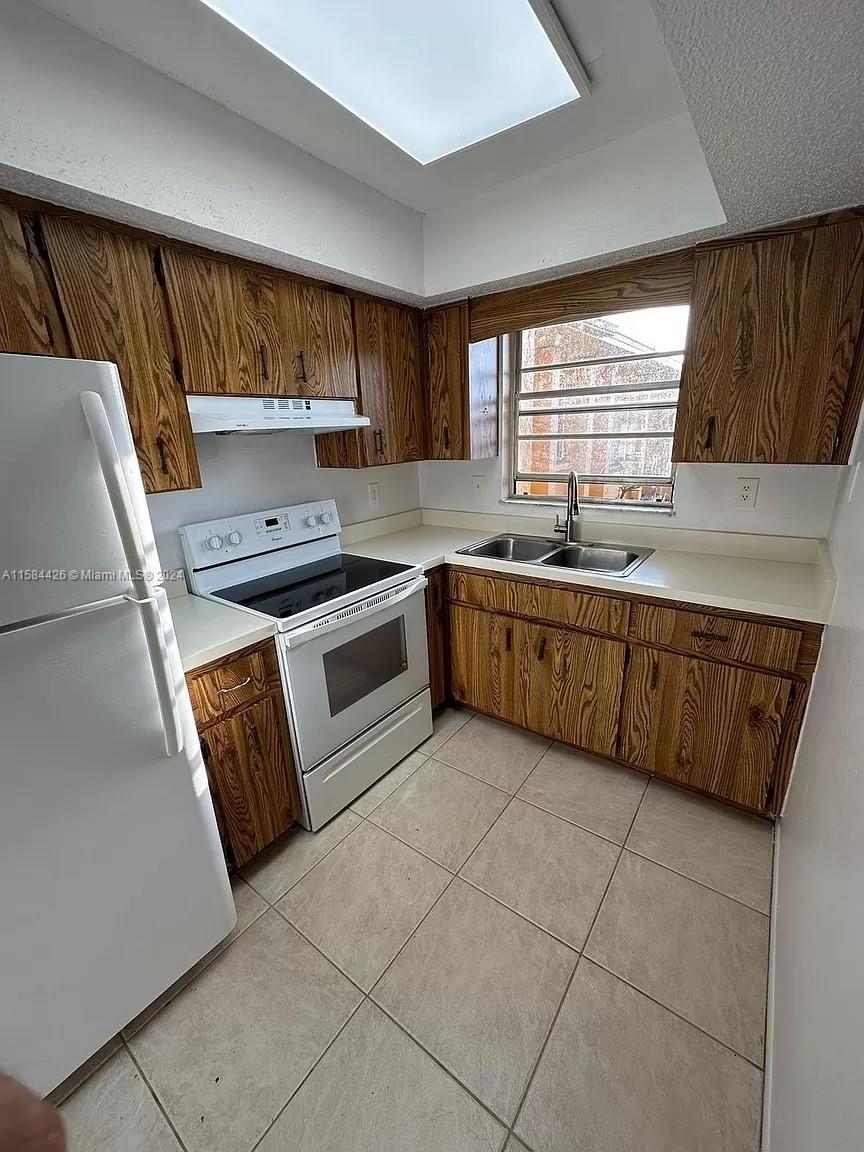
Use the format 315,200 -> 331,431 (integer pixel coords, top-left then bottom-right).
554,470 -> 580,543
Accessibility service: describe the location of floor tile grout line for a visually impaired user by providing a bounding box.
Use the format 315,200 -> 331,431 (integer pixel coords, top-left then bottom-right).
620,845 -> 773,916
512,789 -> 644,849
579,955 -> 767,1073
456,872 -> 588,954
507,777 -> 651,1142
242,814 -> 362,906
360,812 -> 461,875
269,902 -> 373,999
349,749 -> 432,819
123,1040 -> 192,1152
363,870 -> 460,993
248,995 -> 369,1152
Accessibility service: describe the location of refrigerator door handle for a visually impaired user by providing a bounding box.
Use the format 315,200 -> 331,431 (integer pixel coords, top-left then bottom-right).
80,391 -> 183,758
0,592 -> 159,637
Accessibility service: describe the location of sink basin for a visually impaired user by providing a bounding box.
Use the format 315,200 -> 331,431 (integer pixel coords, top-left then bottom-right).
459,535 -> 559,562
540,543 -> 652,577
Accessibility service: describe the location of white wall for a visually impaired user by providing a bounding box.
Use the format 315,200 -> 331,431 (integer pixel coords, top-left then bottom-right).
422,114 -> 725,296
147,434 -> 420,575
767,461 -> 864,1149
0,0 -> 424,298
418,457 -> 842,540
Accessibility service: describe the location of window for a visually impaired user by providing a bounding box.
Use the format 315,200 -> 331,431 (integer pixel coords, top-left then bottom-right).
512,305 -> 690,507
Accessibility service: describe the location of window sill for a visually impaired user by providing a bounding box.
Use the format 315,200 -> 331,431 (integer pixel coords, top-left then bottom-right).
502,497 -> 675,517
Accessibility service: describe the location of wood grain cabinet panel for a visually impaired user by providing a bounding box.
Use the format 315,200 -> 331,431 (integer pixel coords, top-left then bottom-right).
40,217 -> 201,493
447,569 -> 628,637
674,221 -> 864,464
160,247 -> 262,396
0,204 -> 54,355
449,603 -> 516,722
274,278 -> 357,399
199,692 -> 297,867
629,602 -> 802,672
316,296 -> 424,466
424,303 -> 498,460
425,568 -> 448,709
619,646 -> 791,810
514,617 -> 624,757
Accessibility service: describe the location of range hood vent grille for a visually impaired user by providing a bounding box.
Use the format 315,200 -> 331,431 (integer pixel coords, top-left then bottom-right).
187,395 -> 370,434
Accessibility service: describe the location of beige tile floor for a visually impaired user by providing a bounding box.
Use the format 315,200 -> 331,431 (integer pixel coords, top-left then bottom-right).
57,707 -> 773,1152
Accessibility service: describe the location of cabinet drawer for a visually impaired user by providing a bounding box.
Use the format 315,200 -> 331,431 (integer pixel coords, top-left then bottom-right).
629,602 -> 801,672
447,568 -> 628,637
187,640 -> 281,727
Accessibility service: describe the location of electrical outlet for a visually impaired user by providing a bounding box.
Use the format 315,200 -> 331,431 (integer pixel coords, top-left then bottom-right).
734,477 -> 760,508
367,482 -> 381,509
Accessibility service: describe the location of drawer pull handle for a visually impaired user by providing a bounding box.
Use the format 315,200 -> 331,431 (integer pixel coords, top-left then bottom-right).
259,343 -> 270,381
537,637 -> 546,661
691,630 -> 730,643
650,660 -> 659,690
505,626 -> 512,652
217,676 -> 252,694
705,415 -> 716,452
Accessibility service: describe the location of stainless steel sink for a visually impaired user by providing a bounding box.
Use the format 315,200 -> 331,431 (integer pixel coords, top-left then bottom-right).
540,543 -> 652,577
459,535 -> 560,563
455,534 -> 653,578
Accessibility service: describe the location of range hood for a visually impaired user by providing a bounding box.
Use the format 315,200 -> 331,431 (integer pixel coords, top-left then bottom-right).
187,395 -> 370,434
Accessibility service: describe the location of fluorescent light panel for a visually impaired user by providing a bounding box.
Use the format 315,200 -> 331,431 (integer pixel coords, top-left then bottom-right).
199,0 -> 583,164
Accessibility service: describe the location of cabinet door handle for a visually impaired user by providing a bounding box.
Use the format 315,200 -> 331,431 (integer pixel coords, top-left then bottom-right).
200,737 -> 211,762
298,350 -> 308,382
537,637 -> 546,661
249,723 -> 261,755
443,425 -> 450,453
155,435 -> 169,476
505,626 -> 512,652
650,660 -> 659,690
691,630 -> 730,644
217,676 -> 252,694
259,343 -> 270,381
374,428 -> 386,455
705,415 -> 716,452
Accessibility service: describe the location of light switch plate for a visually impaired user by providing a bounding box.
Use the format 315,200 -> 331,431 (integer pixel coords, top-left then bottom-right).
734,477 -> 760,508
367,482 -> 381,509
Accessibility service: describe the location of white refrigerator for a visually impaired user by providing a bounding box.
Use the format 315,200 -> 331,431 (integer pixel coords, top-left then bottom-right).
0,354 -> 235,1096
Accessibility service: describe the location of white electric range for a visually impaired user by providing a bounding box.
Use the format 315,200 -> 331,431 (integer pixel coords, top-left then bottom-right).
181,500 -> 432,830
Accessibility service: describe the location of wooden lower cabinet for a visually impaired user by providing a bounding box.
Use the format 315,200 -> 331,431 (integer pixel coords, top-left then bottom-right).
618,646 -> 791,810
187,641 -> 299,867
449,603 -> 624,758
425,568 -> 448,709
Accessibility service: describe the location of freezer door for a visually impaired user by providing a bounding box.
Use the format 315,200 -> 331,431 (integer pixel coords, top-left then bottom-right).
0,354 -> 164,626
0,595 -> 235,1096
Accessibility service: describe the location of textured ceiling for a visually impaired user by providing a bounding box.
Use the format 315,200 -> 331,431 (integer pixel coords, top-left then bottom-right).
27,0 -> 689,212
649,0 -> 864,227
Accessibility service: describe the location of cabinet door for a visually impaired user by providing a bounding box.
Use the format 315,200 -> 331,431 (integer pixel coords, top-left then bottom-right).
674,221 -> 864,463
515,618 -> 624,757
619,646 -> 791,810
0,204 -> 53,355
200,692 -> 297,867
275,279 -> 357,398
449,604 -> 516,722
425,303 -> 498,461
41,217 -> 201,493
425,568 -> 447,709
161,247 -> 263,395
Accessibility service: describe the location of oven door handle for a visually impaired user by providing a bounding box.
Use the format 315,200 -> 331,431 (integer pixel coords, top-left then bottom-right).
282,577 -> 428,650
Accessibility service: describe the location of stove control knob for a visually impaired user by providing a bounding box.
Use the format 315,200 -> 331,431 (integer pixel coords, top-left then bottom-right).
206,534 -> 224,551
318,511 -> 332,525
226,531 -> 242,547
304,515 -> 317,528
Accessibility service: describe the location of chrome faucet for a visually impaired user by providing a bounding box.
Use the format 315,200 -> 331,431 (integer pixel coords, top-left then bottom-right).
553,470 -> 580,543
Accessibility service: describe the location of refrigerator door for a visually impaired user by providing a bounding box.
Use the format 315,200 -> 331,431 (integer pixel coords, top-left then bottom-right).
0,355 -> 234,1094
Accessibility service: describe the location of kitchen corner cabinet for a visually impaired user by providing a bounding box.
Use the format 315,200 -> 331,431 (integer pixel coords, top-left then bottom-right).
40,216 -> 201,493
161,247 -> 357,400
316,296 -> 425,467
425,567 -> 448,708
186,640 -> 299,868
0,204 -> 55,355
674,220 -> 864,464
424,302 -> 499,460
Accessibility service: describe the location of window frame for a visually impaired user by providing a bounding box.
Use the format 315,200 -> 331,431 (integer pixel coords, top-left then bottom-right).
510,315 -> 686,510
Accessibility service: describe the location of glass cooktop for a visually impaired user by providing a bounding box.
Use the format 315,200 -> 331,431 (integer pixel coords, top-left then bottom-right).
213,553 -> 414,620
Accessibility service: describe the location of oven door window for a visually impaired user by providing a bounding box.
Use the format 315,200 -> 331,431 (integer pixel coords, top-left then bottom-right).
322,615 -> 408,717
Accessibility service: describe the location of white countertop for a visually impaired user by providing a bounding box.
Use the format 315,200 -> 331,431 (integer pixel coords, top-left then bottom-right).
347,525 -> 835,624
166,593 -> 276,673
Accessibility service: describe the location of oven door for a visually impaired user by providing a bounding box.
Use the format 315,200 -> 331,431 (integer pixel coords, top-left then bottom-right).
281,577 -> 429,770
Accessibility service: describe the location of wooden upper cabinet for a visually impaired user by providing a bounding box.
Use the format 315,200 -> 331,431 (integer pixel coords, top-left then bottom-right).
0,205 -> 54,355
424,303 -> 498,460
160,247 -> 260,395
673,221 -> 864,464
40,216 -> 201,494
161,247 -> 356,399
317,296 -> 424,466
619,646 -> 791,811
